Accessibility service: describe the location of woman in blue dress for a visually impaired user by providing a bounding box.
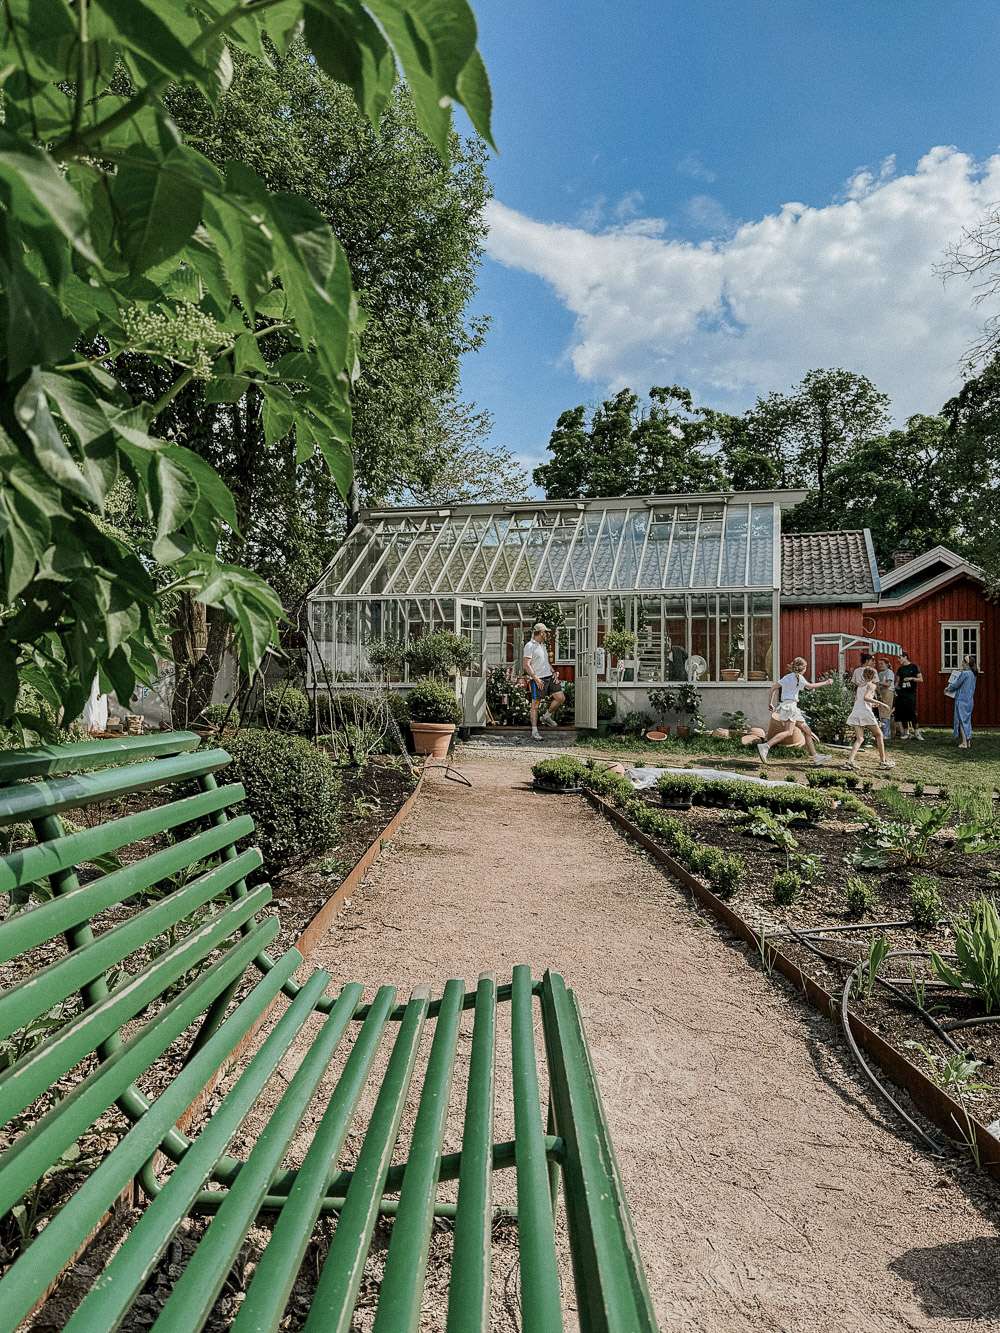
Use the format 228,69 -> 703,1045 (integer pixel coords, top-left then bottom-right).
950,655 -> 978,749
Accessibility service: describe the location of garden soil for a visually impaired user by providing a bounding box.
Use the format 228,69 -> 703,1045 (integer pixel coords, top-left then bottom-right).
262,756 -> 1000,1332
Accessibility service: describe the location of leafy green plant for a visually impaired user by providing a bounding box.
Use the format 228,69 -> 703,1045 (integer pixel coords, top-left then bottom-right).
646,687 -> 677,723
620,710 -> 652,736
800,676 -> 853,743
772,870 -> 803,905
805,768 -> 862,790
910,875 -> 943,930
406,680 -> 462,725
860,934 -> 890,1000
720,709 -> 749,735
199,702 -> 239,730
256,685 -> 311,734
673,682 -> 704,732
225,728 -> 340,880
790,851 -> 823,884
532,756 -> 589,790
744,807 -> 800,856
844,874 -> 880,919
365,637 -> 406,675
0,0 -> 493,725
931,896 -> 1000,1012
405,631 -> 473,680
596,690 -> 617,723
904,1043 -> 988,1094
604,629 -> 638,662
854,786 -> 954,868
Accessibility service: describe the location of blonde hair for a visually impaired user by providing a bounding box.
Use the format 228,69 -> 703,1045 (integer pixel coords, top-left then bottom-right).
789,657 -> 807,672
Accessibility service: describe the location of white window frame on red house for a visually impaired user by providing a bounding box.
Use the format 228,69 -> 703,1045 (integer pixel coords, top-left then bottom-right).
940,621 -> 981,672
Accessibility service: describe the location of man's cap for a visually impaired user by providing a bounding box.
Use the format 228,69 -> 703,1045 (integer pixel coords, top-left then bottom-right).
533,622 -> 549,633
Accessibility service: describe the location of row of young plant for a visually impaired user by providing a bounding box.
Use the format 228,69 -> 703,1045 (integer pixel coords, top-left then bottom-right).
532,757 -> 745,896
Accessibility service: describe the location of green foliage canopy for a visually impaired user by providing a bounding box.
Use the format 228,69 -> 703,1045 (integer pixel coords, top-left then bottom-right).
0,0 -> 492,725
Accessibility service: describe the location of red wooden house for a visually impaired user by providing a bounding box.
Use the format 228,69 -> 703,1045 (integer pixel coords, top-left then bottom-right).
781,535 -> 996,727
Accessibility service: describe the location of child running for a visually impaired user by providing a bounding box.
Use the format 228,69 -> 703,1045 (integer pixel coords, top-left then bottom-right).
847,666 -> 895,769
758,657 -> 831,765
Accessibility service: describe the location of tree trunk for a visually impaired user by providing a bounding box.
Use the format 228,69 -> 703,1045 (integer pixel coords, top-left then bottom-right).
170,597 -> 232,727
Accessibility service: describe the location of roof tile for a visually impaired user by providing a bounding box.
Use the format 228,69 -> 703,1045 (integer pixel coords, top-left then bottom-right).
781,531 -> 876,599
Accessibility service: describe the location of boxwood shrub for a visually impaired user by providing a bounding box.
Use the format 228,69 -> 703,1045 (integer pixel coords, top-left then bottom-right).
655,774 -> 831,820
255,685 -> 311,734
226,728 -> 340,881
532,756 -> 589,790
406,680 -> 462,725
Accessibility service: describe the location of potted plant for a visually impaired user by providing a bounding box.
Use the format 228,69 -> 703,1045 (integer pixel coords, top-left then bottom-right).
404,630 -> 473,680
365,636 -> 406,681
674,681 -> 704,739
531,755 -> 588,792
604,628 -> 638,716
722,635 -> 744,682
596,690 -> 617,734
406,680 -> 462,757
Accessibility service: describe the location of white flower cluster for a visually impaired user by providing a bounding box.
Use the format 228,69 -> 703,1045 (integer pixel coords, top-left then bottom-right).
121,302 -> 234,379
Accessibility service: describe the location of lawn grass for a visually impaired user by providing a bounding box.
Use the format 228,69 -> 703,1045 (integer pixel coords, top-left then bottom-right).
573,727 -> 1000,796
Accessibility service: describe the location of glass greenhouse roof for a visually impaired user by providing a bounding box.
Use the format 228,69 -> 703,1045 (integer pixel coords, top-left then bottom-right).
313,493 -> 799,598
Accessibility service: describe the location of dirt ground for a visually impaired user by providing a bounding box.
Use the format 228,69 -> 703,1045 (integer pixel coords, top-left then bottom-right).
293,754 -> 1000,1333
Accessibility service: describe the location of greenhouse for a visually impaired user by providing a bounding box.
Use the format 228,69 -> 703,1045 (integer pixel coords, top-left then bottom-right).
306,490 -> 806,728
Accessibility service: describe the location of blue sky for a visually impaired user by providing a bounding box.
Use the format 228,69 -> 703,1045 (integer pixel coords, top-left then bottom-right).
455,1 -> 1000,479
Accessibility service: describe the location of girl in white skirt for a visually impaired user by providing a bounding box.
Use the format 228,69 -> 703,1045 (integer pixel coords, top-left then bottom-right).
757,656 -> 831,765
847,666 -> 895,768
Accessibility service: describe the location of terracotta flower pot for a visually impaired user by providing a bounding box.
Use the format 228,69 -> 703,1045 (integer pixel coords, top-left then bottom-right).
644,728 -> 668,742
675,724 -> 690,739
409,721 -> 456,758
721,668 -> 742,682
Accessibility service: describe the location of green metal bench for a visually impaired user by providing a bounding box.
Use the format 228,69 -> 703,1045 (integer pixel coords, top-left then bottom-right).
0,732 -> 656,1331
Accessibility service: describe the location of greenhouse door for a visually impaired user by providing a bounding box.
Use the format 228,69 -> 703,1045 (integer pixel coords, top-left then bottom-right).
575,595 -> 598,730
455,598 -> 487,727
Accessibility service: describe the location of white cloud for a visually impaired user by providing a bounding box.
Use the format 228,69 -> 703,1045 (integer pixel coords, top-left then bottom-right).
683,193 -> 736,236
485,146 -> 1000,415
676,152 -> 717,184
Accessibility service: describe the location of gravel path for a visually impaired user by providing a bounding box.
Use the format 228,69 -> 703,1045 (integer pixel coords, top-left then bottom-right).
298,757 -> 1000,1332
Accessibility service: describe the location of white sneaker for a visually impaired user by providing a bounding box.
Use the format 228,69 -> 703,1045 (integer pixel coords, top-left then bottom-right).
531,728 -> 543,741
812,753 -> 832,765
880,759 -> 896,768
756,742 -> 770,763
915,731 -> 925,741
540,713 -> 558,728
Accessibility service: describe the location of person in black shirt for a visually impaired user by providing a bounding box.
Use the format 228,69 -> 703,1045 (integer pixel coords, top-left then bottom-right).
894,652 -> 924,740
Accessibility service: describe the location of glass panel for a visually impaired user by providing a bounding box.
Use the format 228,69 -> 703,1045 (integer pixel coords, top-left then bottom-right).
718,593 -> 746,678
613,509 -> 648,590
691,511 -> 722,587
664,512 -> 697,587
750,592 -> 774,679
720,505 -> 749,585
458,602 -> 485,673
748,503 -> 775,585
689,594 -> 715,681
589,510 -> 624,590
565,511 -> 604,590
638,507 -> 675,589
663,595 -> 688,680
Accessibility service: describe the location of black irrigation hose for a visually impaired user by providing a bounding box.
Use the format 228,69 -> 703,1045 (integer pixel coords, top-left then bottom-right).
780,925 -> 965,1054
841,961 -> 947,1157
771,918 -> 914,938
942,1014 -> 1000,1032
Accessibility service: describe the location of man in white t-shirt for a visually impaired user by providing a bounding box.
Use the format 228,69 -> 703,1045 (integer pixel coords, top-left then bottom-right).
522,622 -> 565,741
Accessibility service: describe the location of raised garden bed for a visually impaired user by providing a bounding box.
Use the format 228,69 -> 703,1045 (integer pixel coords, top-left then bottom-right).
581,774 -> 1000,1173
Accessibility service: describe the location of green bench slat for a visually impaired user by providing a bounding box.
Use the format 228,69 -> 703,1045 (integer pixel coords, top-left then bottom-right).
541,972 -> 658,1332
0,935 -> 294,1330
231,985 -> 408,1332
0,735 -> 658,1329
62,968 -> 333,1333
511,964 -> 563,1329
0,849 -> 262,1040
0,887 -> 272,1128
0,748 -> 232,827
371,978 -> 466,1333
150,982 -> 369,1332
0,732 -> 201,782
300,990 -> 430,1333
0,782 -> 245,898
446,974 -> 498,1333
0,816 -> 255,965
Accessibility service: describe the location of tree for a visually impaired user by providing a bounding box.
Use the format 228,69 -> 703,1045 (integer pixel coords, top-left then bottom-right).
0,1 -> 493,728
746,368 -> 891,503
941,358 -> 1000,586
400,400 -> 530,504
114,47 -> 494,720
533,386 -> 727,499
